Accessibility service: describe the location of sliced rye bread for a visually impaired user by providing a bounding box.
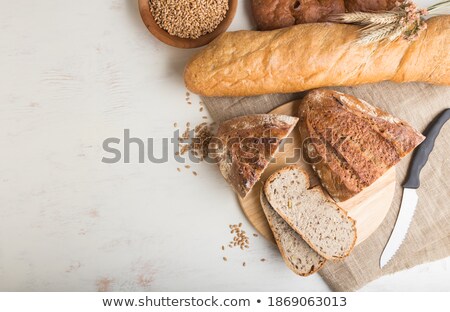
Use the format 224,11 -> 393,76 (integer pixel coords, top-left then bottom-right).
260,188 -> 326,276
264,165 -> 357,260
299,89 -> 425,202
214,114 -> 299,198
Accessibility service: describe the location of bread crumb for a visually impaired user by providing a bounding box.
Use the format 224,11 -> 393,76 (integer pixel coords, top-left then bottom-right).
193,171 -> 198,176
223,257 -> 227,261
242,262 -> 246,267
260,258 -> 266,262
177,168 -> 181,172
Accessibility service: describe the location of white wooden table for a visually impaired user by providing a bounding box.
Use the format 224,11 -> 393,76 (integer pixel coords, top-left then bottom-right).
0,0 -> 448,291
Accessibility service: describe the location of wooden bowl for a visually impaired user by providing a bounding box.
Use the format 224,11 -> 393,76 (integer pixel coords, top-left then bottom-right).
139,0 -> 238,49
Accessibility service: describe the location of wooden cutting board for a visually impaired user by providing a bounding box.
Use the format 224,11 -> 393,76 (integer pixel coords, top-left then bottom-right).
238,100 -> 396,245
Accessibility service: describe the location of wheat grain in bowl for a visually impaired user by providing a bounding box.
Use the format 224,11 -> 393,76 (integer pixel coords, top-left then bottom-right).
149,0 -> 229,39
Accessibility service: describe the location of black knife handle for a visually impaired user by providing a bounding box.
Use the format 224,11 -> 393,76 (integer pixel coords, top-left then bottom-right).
403,109 -> 450,189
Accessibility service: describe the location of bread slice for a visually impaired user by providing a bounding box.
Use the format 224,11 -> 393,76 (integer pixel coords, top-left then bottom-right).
299,89 -> 425,202
264,166 -> 357,260
214,114 -> 299,198
260,189 -> 326,276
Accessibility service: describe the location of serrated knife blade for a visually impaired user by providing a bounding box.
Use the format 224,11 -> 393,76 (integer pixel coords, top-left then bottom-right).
380,188 -> 418,268
380,109 -> 450,269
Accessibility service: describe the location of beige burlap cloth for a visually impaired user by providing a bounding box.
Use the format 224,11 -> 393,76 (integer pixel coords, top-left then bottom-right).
201,82 -> 450,291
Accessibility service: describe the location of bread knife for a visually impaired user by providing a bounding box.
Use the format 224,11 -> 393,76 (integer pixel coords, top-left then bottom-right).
380,108 -> 450,269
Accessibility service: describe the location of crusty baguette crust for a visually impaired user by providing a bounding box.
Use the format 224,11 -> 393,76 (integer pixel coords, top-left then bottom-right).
260,188 -> 326,276
185,16 -> 449,97
298,89 -> 425,202
264,165 -> 357,260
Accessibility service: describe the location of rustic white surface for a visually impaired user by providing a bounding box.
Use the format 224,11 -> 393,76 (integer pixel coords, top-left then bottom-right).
0,0 -> 448,291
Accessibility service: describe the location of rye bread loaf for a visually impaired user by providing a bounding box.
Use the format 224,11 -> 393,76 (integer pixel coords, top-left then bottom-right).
251,0 -> 345,30
251,0 -> 396,31
264,166 -> 357,260
184,16 -> 450,97
214,114 -> 299,198
260,189 -> 326,276
346,0 -> 397,12
299,89 -> 425,202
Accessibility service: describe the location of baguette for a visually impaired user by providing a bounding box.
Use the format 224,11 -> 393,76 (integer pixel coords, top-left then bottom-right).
260,189 -> 326,276
264,166 -> 357,260
298,89 -> 425,202
184,16 -> 449,97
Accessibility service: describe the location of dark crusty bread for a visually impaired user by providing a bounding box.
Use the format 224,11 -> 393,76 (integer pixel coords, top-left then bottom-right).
299,89 -> 425,202
251,0 -> 396,31
214,114 -> 299,198
346,0 -> 397,12
264,166 -> 357,260
184,16 -> 450,97
251,0 -> 345,30
260,189 -> 326,276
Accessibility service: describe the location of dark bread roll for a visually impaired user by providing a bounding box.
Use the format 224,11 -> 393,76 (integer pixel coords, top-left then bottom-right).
251,0 -> 345,30
345,0 -> 397,12
251,0 -> 399,31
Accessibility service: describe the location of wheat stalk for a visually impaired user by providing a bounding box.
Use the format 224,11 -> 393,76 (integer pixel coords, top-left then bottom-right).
330,11 -> 400,25
357,23 -> 399,44
331,0 -> 449,45
428,0 -> 450,13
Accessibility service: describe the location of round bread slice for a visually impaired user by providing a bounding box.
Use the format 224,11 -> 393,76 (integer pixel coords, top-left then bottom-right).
260,188 -> 326,276
264,165 -> 357,260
